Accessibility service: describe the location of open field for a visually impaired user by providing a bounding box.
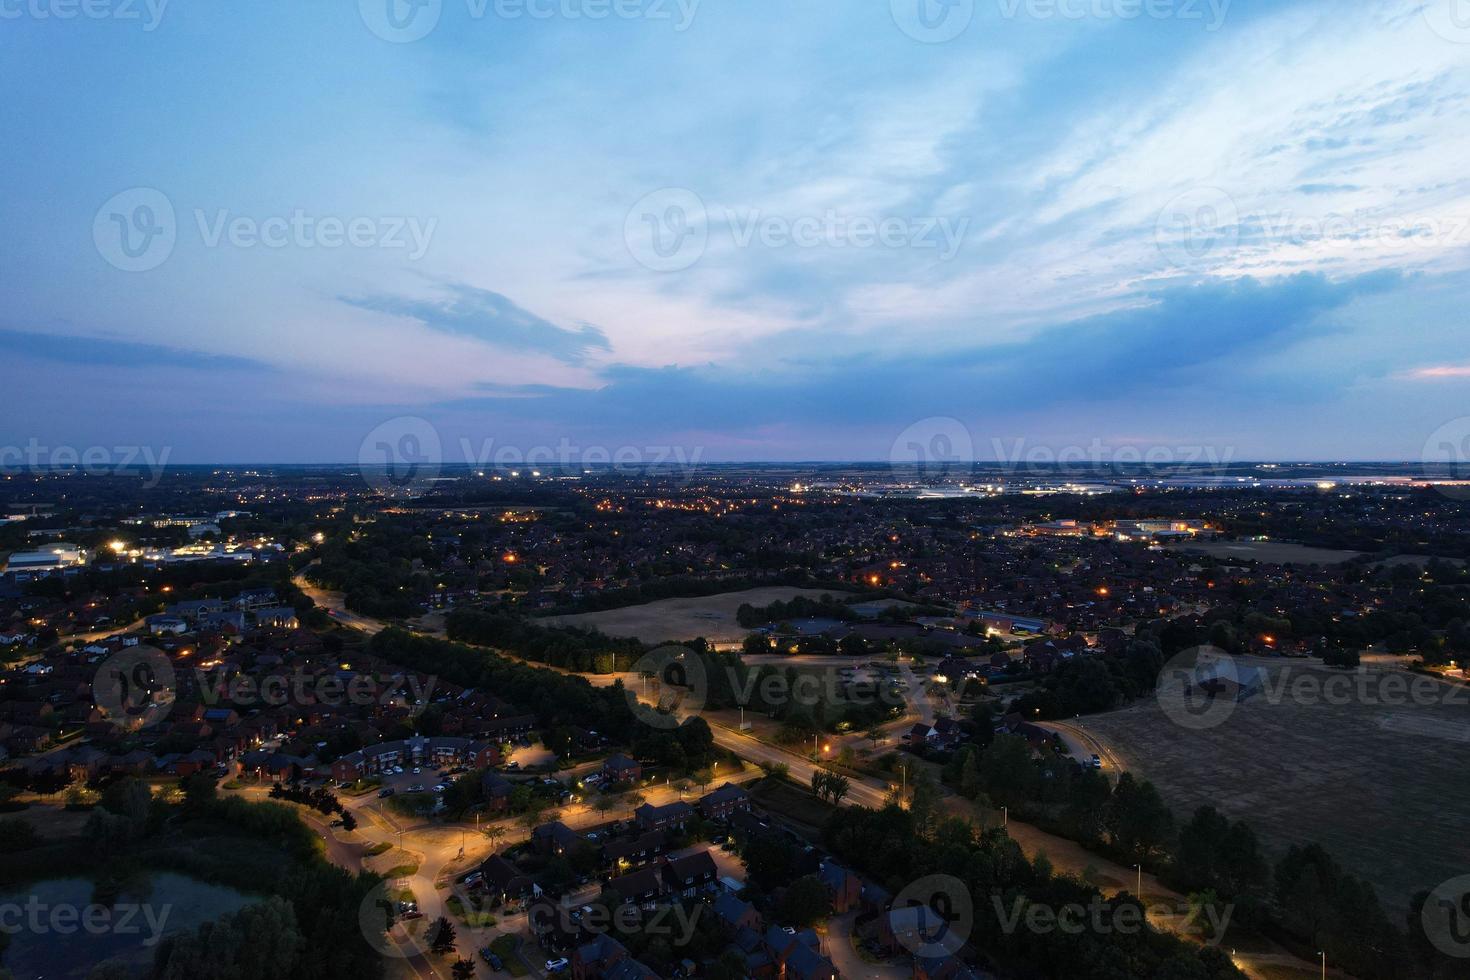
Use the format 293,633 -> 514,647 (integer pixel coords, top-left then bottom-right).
1163,540 -> 1362,564
1080,658 -> 1470,917
542,586 -> 842,645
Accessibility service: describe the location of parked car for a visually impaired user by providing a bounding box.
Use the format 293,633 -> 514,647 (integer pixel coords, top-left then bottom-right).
479,948 -> 504,971
1090,754 -> 1103,769
378,787 -> 396,798
545,958 -> 569,973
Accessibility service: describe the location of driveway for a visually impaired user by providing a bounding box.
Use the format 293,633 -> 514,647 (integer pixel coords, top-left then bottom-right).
825,912 -> 910,980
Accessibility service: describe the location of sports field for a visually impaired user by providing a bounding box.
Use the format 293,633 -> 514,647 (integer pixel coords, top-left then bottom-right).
542,586 -> 842,646
1080,658 -> 1470,917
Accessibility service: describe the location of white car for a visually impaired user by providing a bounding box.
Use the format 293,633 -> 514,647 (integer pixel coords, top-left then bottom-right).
545,958 -> 569,973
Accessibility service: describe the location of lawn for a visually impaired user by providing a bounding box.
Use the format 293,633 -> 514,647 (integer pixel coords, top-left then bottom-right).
1082,658 -> 1470,918
1161,540 -> 1361,565
541,587 -> 845,646
748,777 -> 838,835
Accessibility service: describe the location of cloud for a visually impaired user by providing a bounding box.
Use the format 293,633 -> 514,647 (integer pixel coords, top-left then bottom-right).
1404,364 -> 1470,380
0,329 -> 272,372
343,284 -> 612,364
442,271 -> 1396,436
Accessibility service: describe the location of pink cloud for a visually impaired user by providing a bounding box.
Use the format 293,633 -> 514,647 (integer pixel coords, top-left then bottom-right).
1406,364 -> 1470,380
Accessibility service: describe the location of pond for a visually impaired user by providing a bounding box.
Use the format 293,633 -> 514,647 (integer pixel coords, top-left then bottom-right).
0,872 -> 259,979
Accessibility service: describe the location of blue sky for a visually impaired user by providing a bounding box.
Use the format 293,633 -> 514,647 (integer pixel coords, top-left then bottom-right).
2,0 -> 1468,463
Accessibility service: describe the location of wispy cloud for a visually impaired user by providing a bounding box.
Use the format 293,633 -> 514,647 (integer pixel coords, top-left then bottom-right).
342,284 -> 612,364
1404,363 -> 1470,380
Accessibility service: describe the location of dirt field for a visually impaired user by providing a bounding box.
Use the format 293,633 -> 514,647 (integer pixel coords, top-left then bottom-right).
1163,540 -> 1362,564
1080,658 -> 1470,917
542,586 -> 843,646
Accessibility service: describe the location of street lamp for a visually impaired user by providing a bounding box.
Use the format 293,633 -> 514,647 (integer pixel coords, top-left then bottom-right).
1319,951 -> 1325,980
1134,864 -> 1142,898
1001,805 -> 1007,829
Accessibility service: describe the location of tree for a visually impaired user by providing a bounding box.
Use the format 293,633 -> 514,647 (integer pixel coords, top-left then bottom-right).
428,915 -> 457,955
1107,774 -> 1174,864
485,824 -> 509,850
452,959 -> 475,980
692,767 -> 714,792
626,792 -> 647,817
0,817 -> 40,853
779,875 -> 832,927
340,810 -> 358,832
909,771 -> 941,839
958,747 -> 981,800
592,795 -> 615,821
864,727 -> 885,750
180,770 -> 217,810
827,773 -> 850,806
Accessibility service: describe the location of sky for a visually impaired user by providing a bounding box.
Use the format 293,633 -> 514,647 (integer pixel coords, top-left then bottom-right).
2,0 -> 1469,466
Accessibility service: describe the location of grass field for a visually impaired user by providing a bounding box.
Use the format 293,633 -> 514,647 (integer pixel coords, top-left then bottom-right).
1082,659 -> 1470,917
1162,540 -> 1362,564
542,586 -> 843,645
